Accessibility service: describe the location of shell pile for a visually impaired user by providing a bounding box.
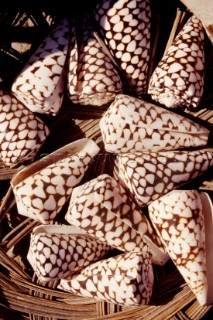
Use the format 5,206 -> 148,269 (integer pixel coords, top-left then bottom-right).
0,0 -> 212,309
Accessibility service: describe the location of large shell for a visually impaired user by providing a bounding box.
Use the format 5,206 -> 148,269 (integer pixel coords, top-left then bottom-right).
65,173 -> 169,266
148,15 -> 205,109
115,149 -> 213,207
0,90 -> 49,166
27,225 -> 111,282
148,189 -> 213,306
11,138 -> 100,224
100,94 -> 210,153
58,251 -> 154,306
94,0 -> 151,97
11,18 -> 69,115
67,16 -> 122,106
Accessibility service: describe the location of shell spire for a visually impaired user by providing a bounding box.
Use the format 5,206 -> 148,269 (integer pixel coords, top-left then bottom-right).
148,15 -> 205,109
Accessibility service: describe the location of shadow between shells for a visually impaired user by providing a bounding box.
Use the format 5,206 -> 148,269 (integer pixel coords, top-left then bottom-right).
0,1 -> 213,319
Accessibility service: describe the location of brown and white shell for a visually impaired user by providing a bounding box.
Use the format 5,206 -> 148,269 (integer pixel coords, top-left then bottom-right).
114,149 -> 213,207
67,16 -> 122,106
94,0 -> 151,97
0,90 -> 49,166
11,138 -> 100,224
58,251 -> 154,306
65,173 -> 169,266
148,189 -> 213,306
148,15 -> 205,109
27,224 -> 111,282
11,18 -> 69,115
100,94 -> 210,153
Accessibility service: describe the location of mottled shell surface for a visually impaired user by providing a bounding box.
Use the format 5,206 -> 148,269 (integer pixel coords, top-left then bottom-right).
94,0 -> 151,96
67,17 -> 122,106
11,138 -> 100,224
58,251 -> 154,306
0,90 -> 49,166
27,225 -> 111,282
100,94 -> 209,153
11,19 -> 69,115
148,190 -> 207,306
65,173 -> 169,265
148,15 -> 205,109
115,149 -> 213,207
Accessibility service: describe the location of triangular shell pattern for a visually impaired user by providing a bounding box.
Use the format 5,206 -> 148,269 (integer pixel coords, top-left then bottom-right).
58,251 -> 154,306
148,15 -> 205,109
100,94 -> 209,153
0,90 -> 49,166
11,18 -> 70,115
66,16 -> 122,106
11,138 -> 100,224
27,224 -> 111,282
148,190 -> 209,306
94,0 -> 151,97
114,149 -> 213,207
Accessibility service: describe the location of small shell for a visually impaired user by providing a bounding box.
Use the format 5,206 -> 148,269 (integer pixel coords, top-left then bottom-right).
27,224 -> 111,282
65,173 -> 169,266
67,17 -> 122,106
148,189 -> 213,306
115,149 -> 213,207
0,90 -> 49,166
58,251 -> 154,306
11,18 -> 69,115
11,138 -> 100,224
148,15 -> 205,109
100,94 -> 209,153
94,0 -> 151,97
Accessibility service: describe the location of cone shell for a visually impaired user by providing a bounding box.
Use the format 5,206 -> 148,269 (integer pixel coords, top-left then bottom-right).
11,18 -> 69,115
67,17 -> 122,106
148,190 -> 211,306
65,173 -> 169,265
115,149 -> 213,207
148,15 -> 205,109
0,90 -> 49,166
94,0 -> 151,97
100,94 -> 209,153
27,225 -> 111,282
58,251 -> 154,306
11,138 -> 100,224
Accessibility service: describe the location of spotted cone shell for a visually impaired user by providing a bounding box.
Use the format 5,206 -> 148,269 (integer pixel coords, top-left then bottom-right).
27,225 -> 111,282
148,190 -> 212,306
100,94 -> 209,153
58,251 -> 154,306
67,17 -> 122,106
65,173 -> 169,265
94,0 -> 151,97
148,15 -> 205,109
11,138 -> 100,224
11,18 -> 69,115
0,90 -> 49,166
115,149 -> 213,207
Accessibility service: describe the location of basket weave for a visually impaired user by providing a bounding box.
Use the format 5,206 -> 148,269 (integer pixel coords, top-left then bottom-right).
0,1 -> 213,319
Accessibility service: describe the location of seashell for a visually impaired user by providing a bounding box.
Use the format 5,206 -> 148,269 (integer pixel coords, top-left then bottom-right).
115,149 -> 213,207
67,16 -> 122,106
94,0 -> 151,97
58,251 -> 154,306
11,18 -> 69,115
148,189 -> 213,306
65,173 -> 169,266
148,15 -> 205,109
27,224 -> 111,282
0,90 -> 49,166
100,94 -> 210,153
11,138 -> 100,224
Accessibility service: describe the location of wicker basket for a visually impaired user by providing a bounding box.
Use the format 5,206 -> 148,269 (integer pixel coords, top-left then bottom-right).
0,1 -> 213,319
